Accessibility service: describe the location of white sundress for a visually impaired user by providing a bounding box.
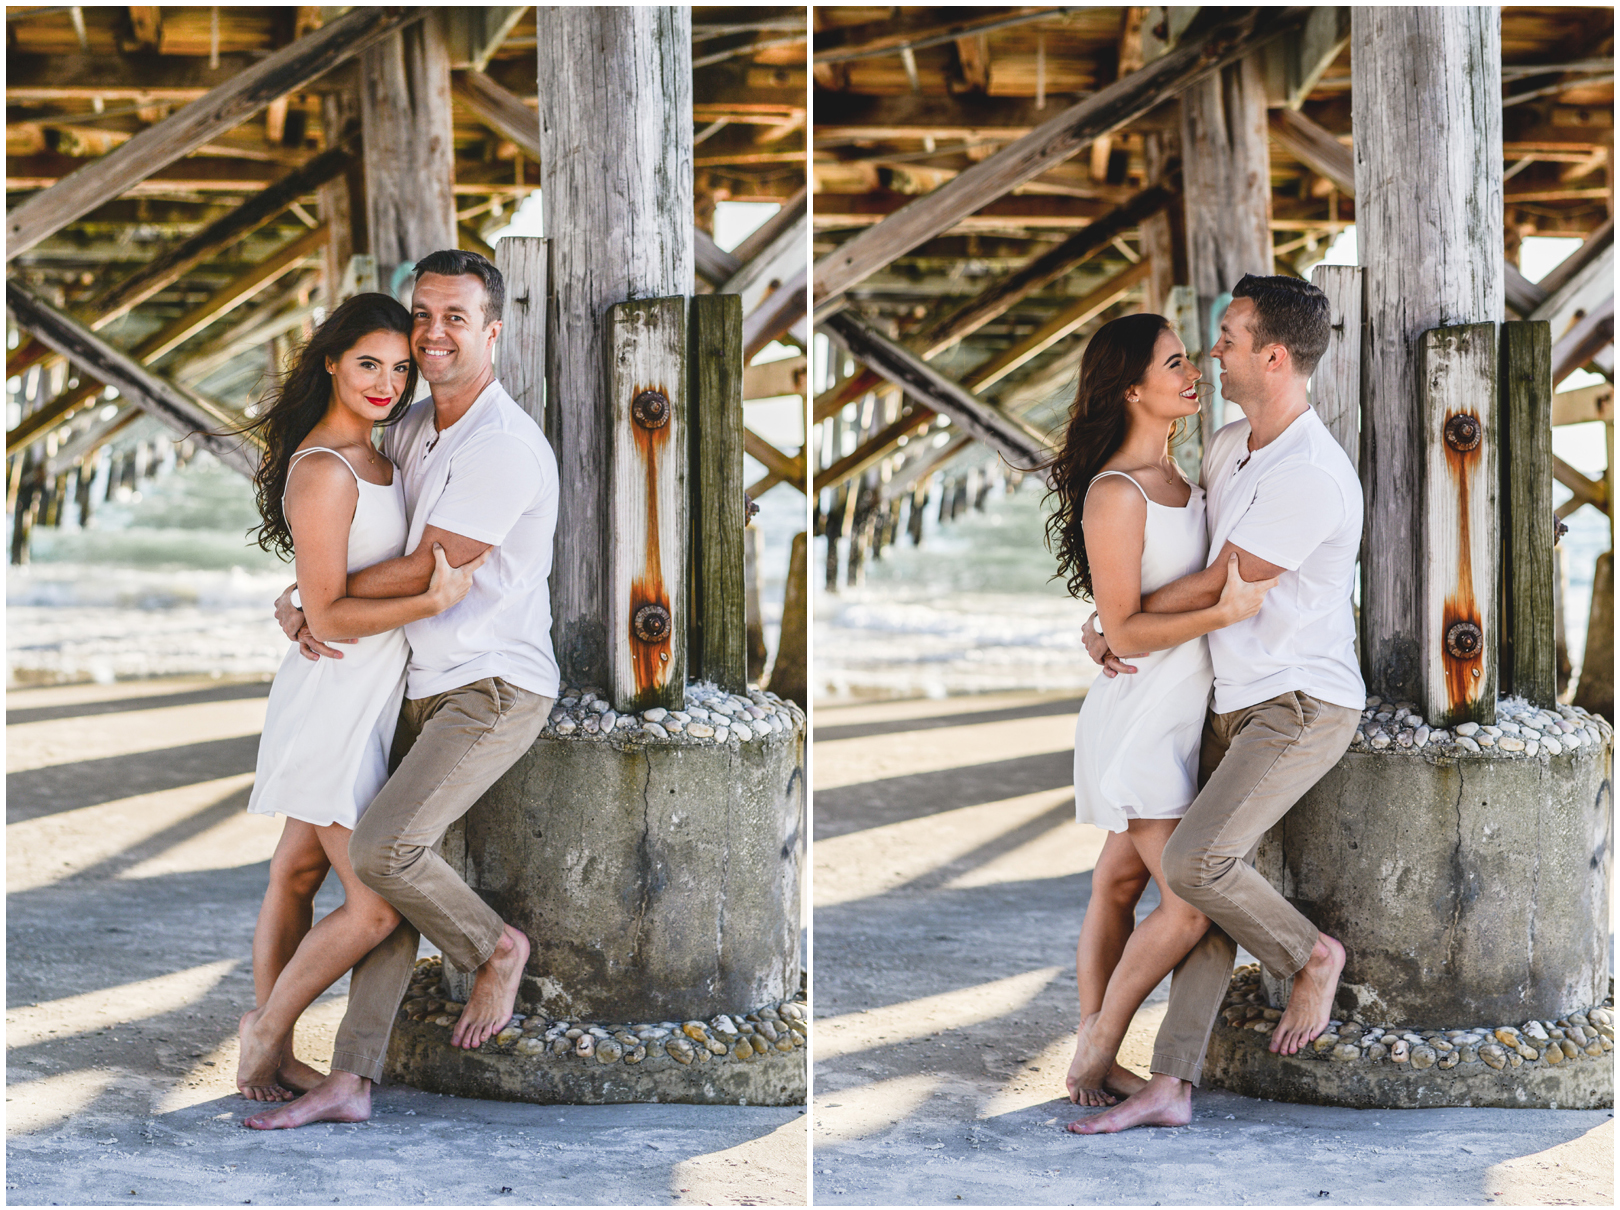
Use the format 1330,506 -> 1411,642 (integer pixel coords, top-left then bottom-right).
247,447 -> 410,830
1073,470 -> 1215,833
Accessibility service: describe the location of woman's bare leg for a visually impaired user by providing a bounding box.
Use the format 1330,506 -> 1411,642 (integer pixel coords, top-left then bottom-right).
244,821 -> 331,1101
1068,818 -> 1210,1093
237,823 -> 400,1099
1068,830 -> 1152,1106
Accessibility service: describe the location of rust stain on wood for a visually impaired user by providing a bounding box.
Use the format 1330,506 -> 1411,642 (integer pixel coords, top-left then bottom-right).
1441,404 -> 1484,713
629,381 -> 673,698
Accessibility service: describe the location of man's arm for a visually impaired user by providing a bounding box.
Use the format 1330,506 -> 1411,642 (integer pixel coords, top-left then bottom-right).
344,524 -> 491,599
1140,541 -> 1284,614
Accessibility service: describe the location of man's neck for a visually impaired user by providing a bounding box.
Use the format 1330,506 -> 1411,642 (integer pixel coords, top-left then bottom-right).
431,367 -> 497,431
1239,383 -> 1311,450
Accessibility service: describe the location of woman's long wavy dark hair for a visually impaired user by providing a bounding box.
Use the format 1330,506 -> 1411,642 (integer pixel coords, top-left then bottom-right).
237,293 -> 417,560
1043,312 -> 1175,601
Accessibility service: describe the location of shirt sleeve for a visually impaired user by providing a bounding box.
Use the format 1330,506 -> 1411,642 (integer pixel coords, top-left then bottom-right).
426,434 -> 542,546
1226,462 -> 1345,571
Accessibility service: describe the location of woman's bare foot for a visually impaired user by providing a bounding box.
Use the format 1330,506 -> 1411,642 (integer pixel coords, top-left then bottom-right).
451,924 -> 530,1050
1065,1017 -> 1118,1106
276,1046 -> 326,1094
1270,934 -> 1345,1056
236,1010 -> 292,1102
242,1072 -> 370,1130
1066,1073 -> 1191,1134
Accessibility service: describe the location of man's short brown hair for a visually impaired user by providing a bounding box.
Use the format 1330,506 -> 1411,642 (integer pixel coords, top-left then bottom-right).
1231,273 -> 1331,376
413,249 -> 504,326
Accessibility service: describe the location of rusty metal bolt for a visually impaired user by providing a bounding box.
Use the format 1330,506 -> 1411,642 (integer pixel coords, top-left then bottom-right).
1445,621 -> 1484,660
633,603 -> 671,643
632,390 -> 669,430
1443,413 -> 1481,452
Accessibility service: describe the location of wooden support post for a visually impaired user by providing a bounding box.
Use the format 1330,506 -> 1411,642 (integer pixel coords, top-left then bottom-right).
689,294 -> 748,693
607,297 -> 688,713
767,531 -> 808,707
812,6 -> 1307,311
1182,50 -> 1272,449
539,5 -> 693,692
362,11 -> 457,289
1574,550 -> 1613,719
1420,324 -> 1499,728
4,5 -> 421,260
1499,320 -> 1556,707
6,284 -> 256,478
1354,6 -> 1504,706
492,236 -> 547,428
88,141 -> 356,328
1309,264 -> 1362,468
744,526 -> 768,683
319,90 -> 365,284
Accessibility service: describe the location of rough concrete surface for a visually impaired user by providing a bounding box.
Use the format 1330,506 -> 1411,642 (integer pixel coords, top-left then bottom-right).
812,690 -> 1614,1206
7,676 -> 806,1206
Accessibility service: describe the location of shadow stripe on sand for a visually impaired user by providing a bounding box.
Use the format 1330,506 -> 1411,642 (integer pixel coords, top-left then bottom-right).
6,735 -> 262,823
6,680 -> 273,727
813,696 -> 1083,744
814,750 -> 1073,840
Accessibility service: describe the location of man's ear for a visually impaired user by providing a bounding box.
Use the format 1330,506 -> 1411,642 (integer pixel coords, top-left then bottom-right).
486,320 -> 503,345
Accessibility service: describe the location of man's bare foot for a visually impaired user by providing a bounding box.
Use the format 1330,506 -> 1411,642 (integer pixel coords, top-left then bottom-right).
276,1046 -> 326,1094
1270,934 -> 1346,1056
236,1010 -> 291,1102
1065,1016 -> 1119,1106
242,1072 -> 370,1130
450,924 -> 530,1050
1066,1073 -> 1191,1134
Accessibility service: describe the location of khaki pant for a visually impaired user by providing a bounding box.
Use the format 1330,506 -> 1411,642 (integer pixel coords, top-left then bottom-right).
330,678 -> 550,1082
1149,690 -> 1360,1086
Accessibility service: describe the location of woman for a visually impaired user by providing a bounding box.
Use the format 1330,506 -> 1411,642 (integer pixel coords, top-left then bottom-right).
231,293 -> 484,1103
1043,313 -> 1274,1109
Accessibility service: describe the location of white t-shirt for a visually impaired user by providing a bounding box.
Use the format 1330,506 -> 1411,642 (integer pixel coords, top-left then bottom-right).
380,380 -> 560,701
1202,407 -> 1365,714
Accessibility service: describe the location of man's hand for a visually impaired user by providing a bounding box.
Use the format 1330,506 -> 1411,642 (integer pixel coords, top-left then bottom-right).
276,582 -> 354,661
1082,612 -> 1139,679
294,625 -> 351,663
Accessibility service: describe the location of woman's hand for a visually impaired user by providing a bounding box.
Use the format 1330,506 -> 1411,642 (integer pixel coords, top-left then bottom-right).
1215,552 -> 1277,624
423,542 -> 491,615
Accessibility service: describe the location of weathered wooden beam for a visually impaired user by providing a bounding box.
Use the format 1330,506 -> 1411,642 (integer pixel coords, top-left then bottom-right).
607,296 -> 688,712
813,92 -> 1122,142
1421,323 -> 1499,727
1310,264 -> 1362,468
813,406 -> 934,493
85,140 -> 356,329
719,211 -> 811,319
964,258 -> 1153,391
694,227 -> 742,286
821,311 -> 1049,474
363,12 -> 457,280
5,283 -> 255,477
742,265 -> 808,361
743,429 -> 806,489
812,7 -> 1309,311
1355,6 -> 1504,707
1551,381 -> 1614,426
814,7 -> 1087,65
1550,294 -> 1614,385
492,235 -> 547,428
729,186 -> 808,268
743,356 -> 807,400
1499,320 -> 1556,707
1553,454 -> 1610,514
1536,217 -> 1614,298
688,293 -> 747,692
1267,108 -> 1353,193
1529,244 -> 1614,327
6,154 -> 286,194
445,6 -> 528,73
765,530 -> 807,706
956,35 -> 990,93
5,7 -> 422,260
540,5 -> 693,692
1263,5 -> 1351,110
914,180 -> 1178,358
451,68 -> 541,161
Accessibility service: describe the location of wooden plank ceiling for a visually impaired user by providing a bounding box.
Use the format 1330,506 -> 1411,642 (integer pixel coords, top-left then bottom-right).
812,5 -> 1614,443
5,5 -> 808,417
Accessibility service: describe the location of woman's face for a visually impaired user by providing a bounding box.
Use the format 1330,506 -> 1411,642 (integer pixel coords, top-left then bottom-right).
325,330 -> 412,424
1127,328 -> 1200,423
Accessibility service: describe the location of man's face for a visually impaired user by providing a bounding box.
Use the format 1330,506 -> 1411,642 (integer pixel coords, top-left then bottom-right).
1210,297 -> 1267,405
411,273 -> 500,388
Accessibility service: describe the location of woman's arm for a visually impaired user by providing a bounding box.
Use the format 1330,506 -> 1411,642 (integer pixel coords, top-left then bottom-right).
1083,479 -> 1274,655
283,454 -> 484,642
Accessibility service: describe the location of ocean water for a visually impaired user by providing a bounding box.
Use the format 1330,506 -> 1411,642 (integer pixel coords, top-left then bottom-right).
814,461 -> 1611,705
7,450 -> 805,689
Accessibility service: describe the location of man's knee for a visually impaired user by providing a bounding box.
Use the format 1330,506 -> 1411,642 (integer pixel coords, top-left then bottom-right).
348,829 -> 406,892
1162,830 -> 1220,901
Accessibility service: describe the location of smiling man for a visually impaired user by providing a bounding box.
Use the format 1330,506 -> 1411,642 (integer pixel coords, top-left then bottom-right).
1072,273 -> 1365,1134
251,249 -> 560,1130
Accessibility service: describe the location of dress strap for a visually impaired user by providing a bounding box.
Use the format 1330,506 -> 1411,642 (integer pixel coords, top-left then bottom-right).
1087,469 -> 1150,501
287,446 -> 361,482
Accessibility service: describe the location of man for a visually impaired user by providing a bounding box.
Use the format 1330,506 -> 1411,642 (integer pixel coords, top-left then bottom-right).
1070,274 -> 1364,1134
246,250 -> 560,1129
